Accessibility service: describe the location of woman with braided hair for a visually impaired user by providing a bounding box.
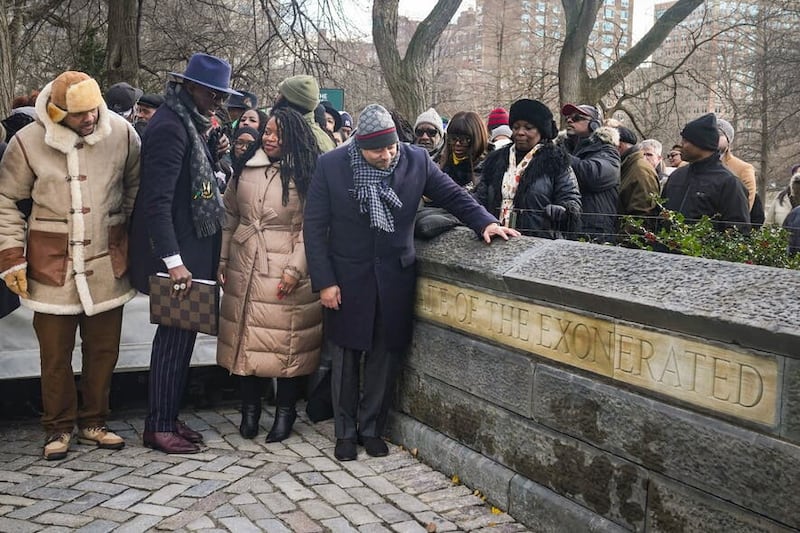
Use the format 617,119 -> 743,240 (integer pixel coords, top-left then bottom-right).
217,107 -> 323,442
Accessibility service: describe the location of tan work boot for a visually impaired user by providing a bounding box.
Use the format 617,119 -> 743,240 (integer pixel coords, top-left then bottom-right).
43,433 -> 71,461
77,426 -> 125,450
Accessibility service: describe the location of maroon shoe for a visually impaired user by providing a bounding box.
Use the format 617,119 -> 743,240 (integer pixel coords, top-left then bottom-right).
175,420 -> 204,444
143,431 -> 200,454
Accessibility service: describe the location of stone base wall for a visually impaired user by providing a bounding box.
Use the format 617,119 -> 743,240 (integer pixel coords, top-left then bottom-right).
391,229 -> 800,532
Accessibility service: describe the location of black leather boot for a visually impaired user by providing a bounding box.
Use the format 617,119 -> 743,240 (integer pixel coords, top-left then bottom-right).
239,402 -> 261,439
265,406 -> 297,443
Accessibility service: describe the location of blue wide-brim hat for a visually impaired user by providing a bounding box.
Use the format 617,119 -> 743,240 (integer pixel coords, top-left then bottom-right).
170,53 -> 241,96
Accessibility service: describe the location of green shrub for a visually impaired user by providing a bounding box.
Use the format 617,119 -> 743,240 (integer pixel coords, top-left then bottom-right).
620,208 -> 800,270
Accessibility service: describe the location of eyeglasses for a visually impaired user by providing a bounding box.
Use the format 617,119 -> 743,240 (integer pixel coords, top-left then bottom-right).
203,87 -> 225,103
233,140 -> 254,149
447,135 -> 472,146
415,127 -> 439,138
566,114 -> 590,123
667,152 -> 681,158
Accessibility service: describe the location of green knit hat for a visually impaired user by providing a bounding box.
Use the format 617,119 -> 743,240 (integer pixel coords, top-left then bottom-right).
278,74 -> 319,113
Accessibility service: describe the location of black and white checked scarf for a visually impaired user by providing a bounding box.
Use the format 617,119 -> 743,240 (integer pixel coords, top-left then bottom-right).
348,142 -> 402,232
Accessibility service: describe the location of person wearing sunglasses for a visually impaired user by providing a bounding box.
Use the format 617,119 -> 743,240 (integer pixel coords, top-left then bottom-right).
476,99 -> 581,239
438,111 -> 488,192
666,145 -> 687,168
560,103 -> 620,243
413,107 -> 445,162
129,53 -> 241,454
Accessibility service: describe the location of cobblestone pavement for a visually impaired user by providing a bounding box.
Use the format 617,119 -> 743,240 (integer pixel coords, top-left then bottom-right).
0,405 -> 529,532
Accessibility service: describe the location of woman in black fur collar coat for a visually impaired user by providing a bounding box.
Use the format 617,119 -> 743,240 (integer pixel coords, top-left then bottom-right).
476,99 -> 581,239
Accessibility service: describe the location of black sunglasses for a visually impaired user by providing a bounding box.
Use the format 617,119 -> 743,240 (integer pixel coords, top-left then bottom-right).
415,127 -> 439,138
447,135 -> 472,146
567,114 -> 590,123
202,87 -> 225,102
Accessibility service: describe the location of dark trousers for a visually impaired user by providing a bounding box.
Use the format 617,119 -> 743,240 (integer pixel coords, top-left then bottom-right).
145,324 -> 197,432
241,375 -> 301,408
33,307 -> 123,434
330,321 -> 403,440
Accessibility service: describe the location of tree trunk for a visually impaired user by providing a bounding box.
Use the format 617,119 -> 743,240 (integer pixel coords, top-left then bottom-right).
757,9 -> 769,201
372,0 -> 462,121
105,0 -> 139,87
0,0 -> 21,120
559,0 -> 704,108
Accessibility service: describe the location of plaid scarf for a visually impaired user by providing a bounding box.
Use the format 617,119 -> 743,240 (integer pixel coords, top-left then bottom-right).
348,142 -> 402,232
164,82 -> 225,238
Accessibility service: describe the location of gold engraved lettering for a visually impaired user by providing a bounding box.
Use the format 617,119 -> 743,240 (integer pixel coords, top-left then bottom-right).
537,313 -> 553,349
737,363 -> 764,408
656,348 -> 681,387
571,322 -> 592,360
518,308 -> 530,341
415,278 -> 777,425
554,318 -> 571,353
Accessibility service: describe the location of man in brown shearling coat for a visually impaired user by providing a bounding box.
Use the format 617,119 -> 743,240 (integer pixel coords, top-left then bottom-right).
0,71 -> 140,461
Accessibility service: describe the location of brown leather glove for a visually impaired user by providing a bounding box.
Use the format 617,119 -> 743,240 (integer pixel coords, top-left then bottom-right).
4,269 -> 29,298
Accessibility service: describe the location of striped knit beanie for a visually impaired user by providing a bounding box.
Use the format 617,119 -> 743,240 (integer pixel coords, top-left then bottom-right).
356,104 -> 398,149
487,107 -> 509,129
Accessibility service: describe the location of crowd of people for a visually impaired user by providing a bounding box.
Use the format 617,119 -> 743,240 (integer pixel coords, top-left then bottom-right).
1,51 -> 799,463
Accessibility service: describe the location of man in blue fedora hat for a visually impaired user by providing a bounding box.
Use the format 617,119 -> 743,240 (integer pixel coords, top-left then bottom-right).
129,52 -> 240,454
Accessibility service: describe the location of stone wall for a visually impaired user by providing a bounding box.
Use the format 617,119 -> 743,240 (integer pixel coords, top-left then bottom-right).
390,228 -> 800,532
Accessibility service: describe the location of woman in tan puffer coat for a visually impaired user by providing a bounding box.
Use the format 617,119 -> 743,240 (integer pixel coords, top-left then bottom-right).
217,107 -> 322,442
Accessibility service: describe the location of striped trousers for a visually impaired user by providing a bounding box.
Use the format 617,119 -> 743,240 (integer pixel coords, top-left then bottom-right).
145,325 -> 197,432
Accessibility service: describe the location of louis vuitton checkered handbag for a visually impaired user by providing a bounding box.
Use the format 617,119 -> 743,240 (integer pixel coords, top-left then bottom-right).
148,274 -> 220,336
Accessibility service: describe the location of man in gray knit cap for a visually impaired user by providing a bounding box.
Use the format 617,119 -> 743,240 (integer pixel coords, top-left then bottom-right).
413,107 -> 445,162
717,117 -> 756,211
304,104 -> 518,461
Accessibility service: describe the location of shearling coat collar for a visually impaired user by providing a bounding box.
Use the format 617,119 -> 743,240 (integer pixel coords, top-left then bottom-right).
35,81 -> 112,154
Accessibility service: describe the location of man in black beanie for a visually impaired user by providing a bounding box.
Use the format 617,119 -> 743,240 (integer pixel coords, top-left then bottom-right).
662,113 -> 750,231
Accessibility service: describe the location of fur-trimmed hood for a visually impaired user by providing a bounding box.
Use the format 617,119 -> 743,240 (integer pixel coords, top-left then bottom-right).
593,125 -> 620,146
35,81 -> 113,154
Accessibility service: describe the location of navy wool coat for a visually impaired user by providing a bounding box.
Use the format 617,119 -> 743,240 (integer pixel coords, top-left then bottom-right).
128,106 -> 221,293
304,143 -> 497,352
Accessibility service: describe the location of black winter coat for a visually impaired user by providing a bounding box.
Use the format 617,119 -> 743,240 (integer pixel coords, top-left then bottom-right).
563,128 -> 620,242
304,143 -> 496,352
476,142 -> 581,239
662,152 -> 750,232
128,105 -> 222,293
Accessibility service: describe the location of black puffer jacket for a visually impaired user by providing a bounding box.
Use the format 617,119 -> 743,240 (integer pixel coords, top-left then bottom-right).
662,152 -> 750,232
476,141 -> 581,239
562,127 -> 620,242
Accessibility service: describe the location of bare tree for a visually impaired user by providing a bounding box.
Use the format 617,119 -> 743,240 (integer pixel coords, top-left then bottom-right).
559,0 -> 704,107
0,0 -> 62,117
105,0 -> 139,86
372,0 -> 462,120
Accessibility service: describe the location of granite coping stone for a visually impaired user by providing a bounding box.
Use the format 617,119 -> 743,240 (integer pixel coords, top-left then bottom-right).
415,229 -> 800,358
